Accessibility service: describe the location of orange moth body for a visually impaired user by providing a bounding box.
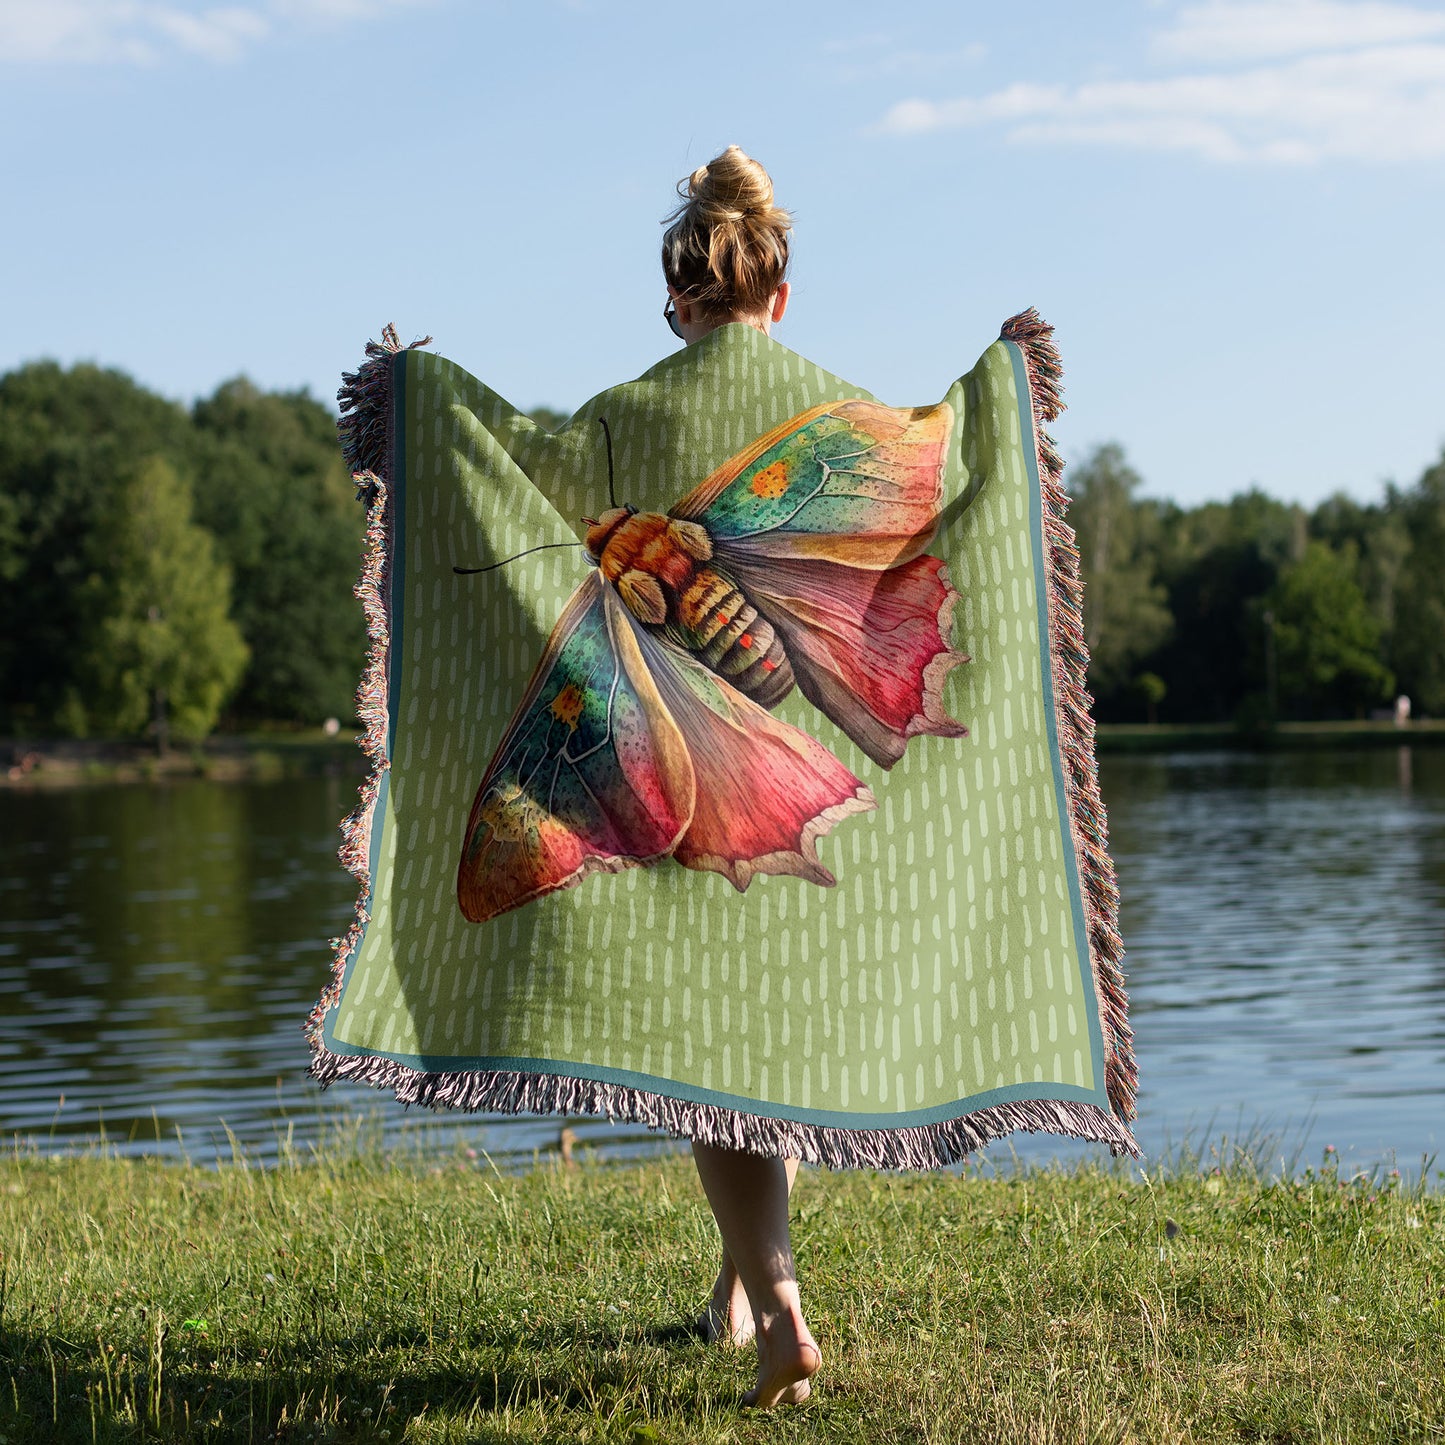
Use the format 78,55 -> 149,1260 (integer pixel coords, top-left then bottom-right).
585,508 -> 795,708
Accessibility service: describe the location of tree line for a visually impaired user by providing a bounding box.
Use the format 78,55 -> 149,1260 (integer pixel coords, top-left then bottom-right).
1070,443 -> 1445,724
0,363 -> 363,745
1,361 -> 1441,744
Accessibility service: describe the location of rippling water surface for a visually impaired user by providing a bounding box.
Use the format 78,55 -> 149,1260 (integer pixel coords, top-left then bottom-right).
2,748 -> 1441,1173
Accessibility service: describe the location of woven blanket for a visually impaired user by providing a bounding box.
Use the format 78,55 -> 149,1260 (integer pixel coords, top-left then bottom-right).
306,312 -> 1138,1168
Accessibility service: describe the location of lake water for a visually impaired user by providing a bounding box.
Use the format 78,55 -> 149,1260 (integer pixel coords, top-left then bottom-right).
2,749 -> 1441,1176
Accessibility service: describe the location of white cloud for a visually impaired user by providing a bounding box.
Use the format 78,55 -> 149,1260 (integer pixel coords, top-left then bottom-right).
1157,0 -> 1445,62
874,0 -> 1445,164
820,34 -> 988,78
270,0 -> 419,19
0,0 -> 422,65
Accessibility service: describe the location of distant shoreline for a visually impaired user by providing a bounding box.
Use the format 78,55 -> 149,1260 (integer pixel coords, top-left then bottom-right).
4,719 -> 1442,789
1091,718 -> 1445,754
1,730 -> 367,788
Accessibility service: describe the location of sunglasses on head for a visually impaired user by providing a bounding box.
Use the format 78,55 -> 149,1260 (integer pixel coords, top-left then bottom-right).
663,299 -> 684,339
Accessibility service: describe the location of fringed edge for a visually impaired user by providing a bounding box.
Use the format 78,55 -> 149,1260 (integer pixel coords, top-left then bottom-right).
306,1047 -> 1140,1168
336,322 -> 433,477
305,326 -> 430,1054
1001,307 -> 1139,1129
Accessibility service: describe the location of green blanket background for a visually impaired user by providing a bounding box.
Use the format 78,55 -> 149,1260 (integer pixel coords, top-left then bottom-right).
307,315 -> 1137,1168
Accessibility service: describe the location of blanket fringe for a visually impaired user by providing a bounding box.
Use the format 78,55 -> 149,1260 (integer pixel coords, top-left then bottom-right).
305,325 -> 428,1052
307,1046 -> 1139,1168
1001,307 -> 1138,1129
336,322 -> 432,477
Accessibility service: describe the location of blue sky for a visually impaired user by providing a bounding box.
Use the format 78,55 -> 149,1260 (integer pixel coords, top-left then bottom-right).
2,0 -> 1442,506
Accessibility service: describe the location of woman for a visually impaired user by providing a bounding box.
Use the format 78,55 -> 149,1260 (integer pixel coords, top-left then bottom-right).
660,145 -> 820,1408
313,145 -> 1136,1416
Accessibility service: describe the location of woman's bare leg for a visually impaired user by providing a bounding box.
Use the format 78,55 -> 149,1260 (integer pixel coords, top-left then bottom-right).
702,1157 -> 799,1345
691,1143 -> 820,1407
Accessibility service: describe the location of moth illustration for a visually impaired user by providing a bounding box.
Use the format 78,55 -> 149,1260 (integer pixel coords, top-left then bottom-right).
456,399 -> 967,924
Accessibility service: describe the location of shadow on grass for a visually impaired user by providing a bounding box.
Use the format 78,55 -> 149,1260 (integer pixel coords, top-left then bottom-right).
0,1315 -> 739,1443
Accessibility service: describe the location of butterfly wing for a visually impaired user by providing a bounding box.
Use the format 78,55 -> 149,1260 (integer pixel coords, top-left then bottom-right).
457,572 -> 695,923
719,550 -> 966,769
671,399 -> 967,768
631,624 -> 875,891
671,399 -> 951,564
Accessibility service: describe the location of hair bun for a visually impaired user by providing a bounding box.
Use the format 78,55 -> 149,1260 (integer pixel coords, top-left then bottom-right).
662,146 -> 792,321
688,144 -> 775,223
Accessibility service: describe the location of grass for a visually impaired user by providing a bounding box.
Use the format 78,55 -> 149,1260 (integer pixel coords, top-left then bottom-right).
1,1140 -> 1442,1444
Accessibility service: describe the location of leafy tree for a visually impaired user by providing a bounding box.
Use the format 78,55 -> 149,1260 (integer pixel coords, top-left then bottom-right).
1310,489 -> 1410,676
80,457 -> 248,746
0,363 -> 367,734
1133,672 -> 1167,726
1263,541 -> 1392,718
1390,450 -> 1445,714
1067,444 -> 1173,711
526,406 -> 571,432
1149,489 -> 1306,723
1310,492 -> 1374,553
0,363 -> 195,733
190,380 -> 364,724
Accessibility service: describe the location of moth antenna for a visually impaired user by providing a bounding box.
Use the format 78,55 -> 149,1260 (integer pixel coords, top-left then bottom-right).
599,416 -> 617,510
454,541 -> 583,575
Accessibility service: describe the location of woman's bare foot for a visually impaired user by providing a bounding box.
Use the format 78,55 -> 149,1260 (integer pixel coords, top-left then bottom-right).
699,1263 -> 755,1346
742,1299 -> 820,1408
688,1146 -> 813,1405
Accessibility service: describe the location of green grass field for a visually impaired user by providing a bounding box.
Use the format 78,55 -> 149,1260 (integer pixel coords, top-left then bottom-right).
1,1141 -> 1441,1443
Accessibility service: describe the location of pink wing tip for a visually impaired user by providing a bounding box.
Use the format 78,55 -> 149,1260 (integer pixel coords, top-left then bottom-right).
693,783 -> 876,893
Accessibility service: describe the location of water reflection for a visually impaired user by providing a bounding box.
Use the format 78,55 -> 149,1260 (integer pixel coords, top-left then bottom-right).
1,751 -> 1441,1172
1079,747 -> 1445,1175
0,780 -> 648,1166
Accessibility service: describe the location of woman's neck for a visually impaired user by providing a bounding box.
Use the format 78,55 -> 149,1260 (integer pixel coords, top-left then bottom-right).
681,313 -> 771,347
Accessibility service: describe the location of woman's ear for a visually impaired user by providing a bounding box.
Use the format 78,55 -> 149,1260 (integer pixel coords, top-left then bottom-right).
670,286 -> 697,328
770,282 -> 790,324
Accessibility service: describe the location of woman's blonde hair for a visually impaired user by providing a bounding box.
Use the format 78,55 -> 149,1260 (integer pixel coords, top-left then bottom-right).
661,145 -> 791,321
